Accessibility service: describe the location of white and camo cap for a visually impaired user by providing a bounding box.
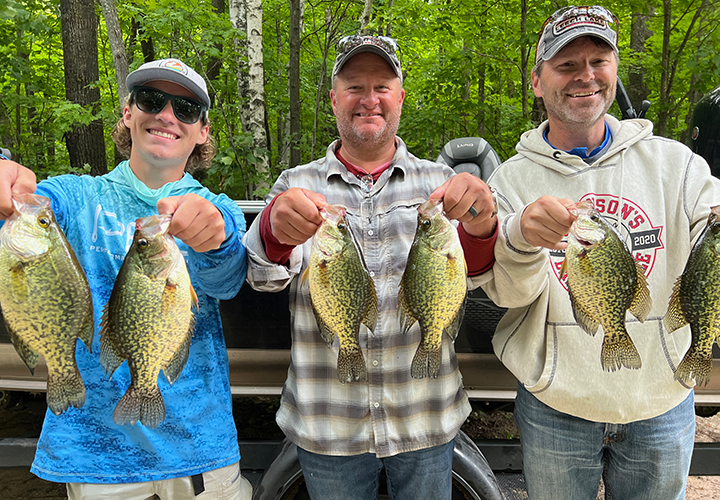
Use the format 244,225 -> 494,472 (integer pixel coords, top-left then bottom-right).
126,58 -> 210,109
332,35 -> 403,83
535,6 -> 619,64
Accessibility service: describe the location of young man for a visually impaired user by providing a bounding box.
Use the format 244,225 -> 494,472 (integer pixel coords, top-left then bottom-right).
242,36 -> 498,499
480,6 -> 720,499
0,58 -> 251,499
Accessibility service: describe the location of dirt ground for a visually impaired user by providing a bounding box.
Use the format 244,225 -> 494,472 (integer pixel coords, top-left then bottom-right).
1,393 -> 719,499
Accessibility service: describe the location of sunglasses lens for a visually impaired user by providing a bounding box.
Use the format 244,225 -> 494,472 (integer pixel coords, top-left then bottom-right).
172,97 -> 202,124
135,89 -> 167,113
133,87 -> 203,124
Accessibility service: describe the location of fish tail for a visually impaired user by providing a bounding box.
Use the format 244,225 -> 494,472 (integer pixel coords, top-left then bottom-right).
336,348 -> 367,384
601,333 -> 642,372
411,344 -> 442,379
46,368 -> 86,415
113,385 -> 166,428
675,347 -> 713,387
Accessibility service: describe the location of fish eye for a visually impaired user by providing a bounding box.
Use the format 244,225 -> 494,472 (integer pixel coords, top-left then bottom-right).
338,222 -> 346,230
421,219 -> 431,226
137,238 -> 149,248
590,215 -> 600,222
37,217 -> 50,228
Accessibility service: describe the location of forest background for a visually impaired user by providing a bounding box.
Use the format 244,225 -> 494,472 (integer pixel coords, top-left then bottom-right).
1,0 -> 719,199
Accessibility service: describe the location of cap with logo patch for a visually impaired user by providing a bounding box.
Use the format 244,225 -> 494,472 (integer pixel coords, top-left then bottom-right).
535,6 -> 619,64
126,58 -> 211,110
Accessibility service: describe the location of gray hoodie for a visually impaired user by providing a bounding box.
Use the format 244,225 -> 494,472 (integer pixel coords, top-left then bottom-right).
477,114 -> 720,423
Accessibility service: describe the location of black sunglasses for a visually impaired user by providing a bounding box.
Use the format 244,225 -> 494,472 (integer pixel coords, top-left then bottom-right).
131,86 -> 207,124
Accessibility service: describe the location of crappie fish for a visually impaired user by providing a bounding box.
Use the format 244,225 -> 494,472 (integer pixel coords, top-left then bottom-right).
99,214 -> 197,428
664,206 -> 720,386
0,193 -> 93,415
561,199 -> 652,372
398,199 -> 467,379
301,205 -> 378,384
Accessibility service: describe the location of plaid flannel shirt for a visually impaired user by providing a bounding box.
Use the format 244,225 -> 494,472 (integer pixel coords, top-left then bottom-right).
242,138 -> 472,457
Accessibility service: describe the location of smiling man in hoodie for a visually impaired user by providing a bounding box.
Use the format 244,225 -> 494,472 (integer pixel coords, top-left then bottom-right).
479,6 -> 720,500
0,58 -> 251,499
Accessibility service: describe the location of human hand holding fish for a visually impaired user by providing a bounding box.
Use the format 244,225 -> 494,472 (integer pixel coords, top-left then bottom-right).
270,187 -> 328,246
520,195 -> 576,249
429,172 -> 497,238
0,160 -> 37,219
157,194 -> 225,253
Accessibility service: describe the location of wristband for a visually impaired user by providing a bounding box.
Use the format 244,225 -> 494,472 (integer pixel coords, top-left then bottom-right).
0,153 -> 10,161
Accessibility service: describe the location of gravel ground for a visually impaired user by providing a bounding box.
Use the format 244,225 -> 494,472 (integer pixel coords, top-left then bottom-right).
1,393 -> 719,499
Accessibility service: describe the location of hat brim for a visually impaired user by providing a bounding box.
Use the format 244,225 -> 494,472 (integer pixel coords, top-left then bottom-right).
126,68 -> 210,109
538,30 -> 618,63
334,45 -> 403,81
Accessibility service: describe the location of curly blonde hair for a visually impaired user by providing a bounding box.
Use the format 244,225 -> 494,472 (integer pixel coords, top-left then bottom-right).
111,94 -> 216,173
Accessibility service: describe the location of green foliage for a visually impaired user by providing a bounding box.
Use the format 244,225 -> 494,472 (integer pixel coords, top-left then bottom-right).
3,0 -> 720,197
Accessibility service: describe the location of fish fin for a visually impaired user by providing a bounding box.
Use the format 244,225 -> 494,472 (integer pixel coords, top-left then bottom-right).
411,343 -> 442,379
444,298 -> 466,342
663,276 -> 688,333
336,348 -> 367,384
628,262 -> 652,322
311,303 -> 336,348
190,284 -> 199,311
397,281 -> 417,334
46,367 -> 86,415
6,325 -> 39,375
98,306 -> 125,379
300,266 -> 310,287
559,257 -> 568,280
675,344 -> 713,387
601,331 -> 642,372
113,385 -> 166,429
78,307 -> 94,354
9,261 -> 29,303
362,280 -> 379,334
164,323 -> 194,386
568,285 -> 599,336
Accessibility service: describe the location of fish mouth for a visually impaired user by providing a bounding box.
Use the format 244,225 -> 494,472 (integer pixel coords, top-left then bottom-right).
576,237 -> 593,247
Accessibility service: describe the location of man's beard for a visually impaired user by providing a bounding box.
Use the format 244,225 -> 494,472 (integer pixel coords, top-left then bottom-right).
336,108 -> 402,149
545,83 -> 616,126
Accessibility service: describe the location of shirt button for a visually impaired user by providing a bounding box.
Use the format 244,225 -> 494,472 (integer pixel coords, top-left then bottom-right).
368,230 -> 374,235
372,360 -> 379,366
374,402 -> 380,408
369,271 -> 375,277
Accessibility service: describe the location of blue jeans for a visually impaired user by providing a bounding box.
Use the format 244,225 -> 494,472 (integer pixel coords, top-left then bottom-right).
296,440 -> 455,500
515,384 -> 695,500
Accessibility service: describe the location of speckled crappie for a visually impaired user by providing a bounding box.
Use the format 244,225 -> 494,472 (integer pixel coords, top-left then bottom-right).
665,206 -> 720,386
398,199 -> 467,379
561,199 -> 652,372
0,193 -> 93,415
99,214 -> 197,428
301,204 -> 377,384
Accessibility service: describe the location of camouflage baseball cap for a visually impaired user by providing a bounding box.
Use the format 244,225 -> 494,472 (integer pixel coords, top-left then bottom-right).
332,35 -> 403,83
535,6 -> 619,64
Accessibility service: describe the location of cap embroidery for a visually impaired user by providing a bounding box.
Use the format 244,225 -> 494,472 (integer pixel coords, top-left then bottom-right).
160,60 -> 188,75
553,14 -> 608,36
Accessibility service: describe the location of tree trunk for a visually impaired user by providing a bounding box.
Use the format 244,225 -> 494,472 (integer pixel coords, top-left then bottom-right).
359,0 -> 373,34
60,0 -> 107,176
206,0 -> 226,108
289,0 -> 302,168
520,0 -> 529,119
246,0 -> 269,196
98,0 -> 129,106
628,10 -> 652,112
229,0 -> 250,133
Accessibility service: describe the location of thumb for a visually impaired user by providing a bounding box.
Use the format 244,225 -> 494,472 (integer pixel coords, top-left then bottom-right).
302,189 -> 328,210
157,196 -> 182,215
